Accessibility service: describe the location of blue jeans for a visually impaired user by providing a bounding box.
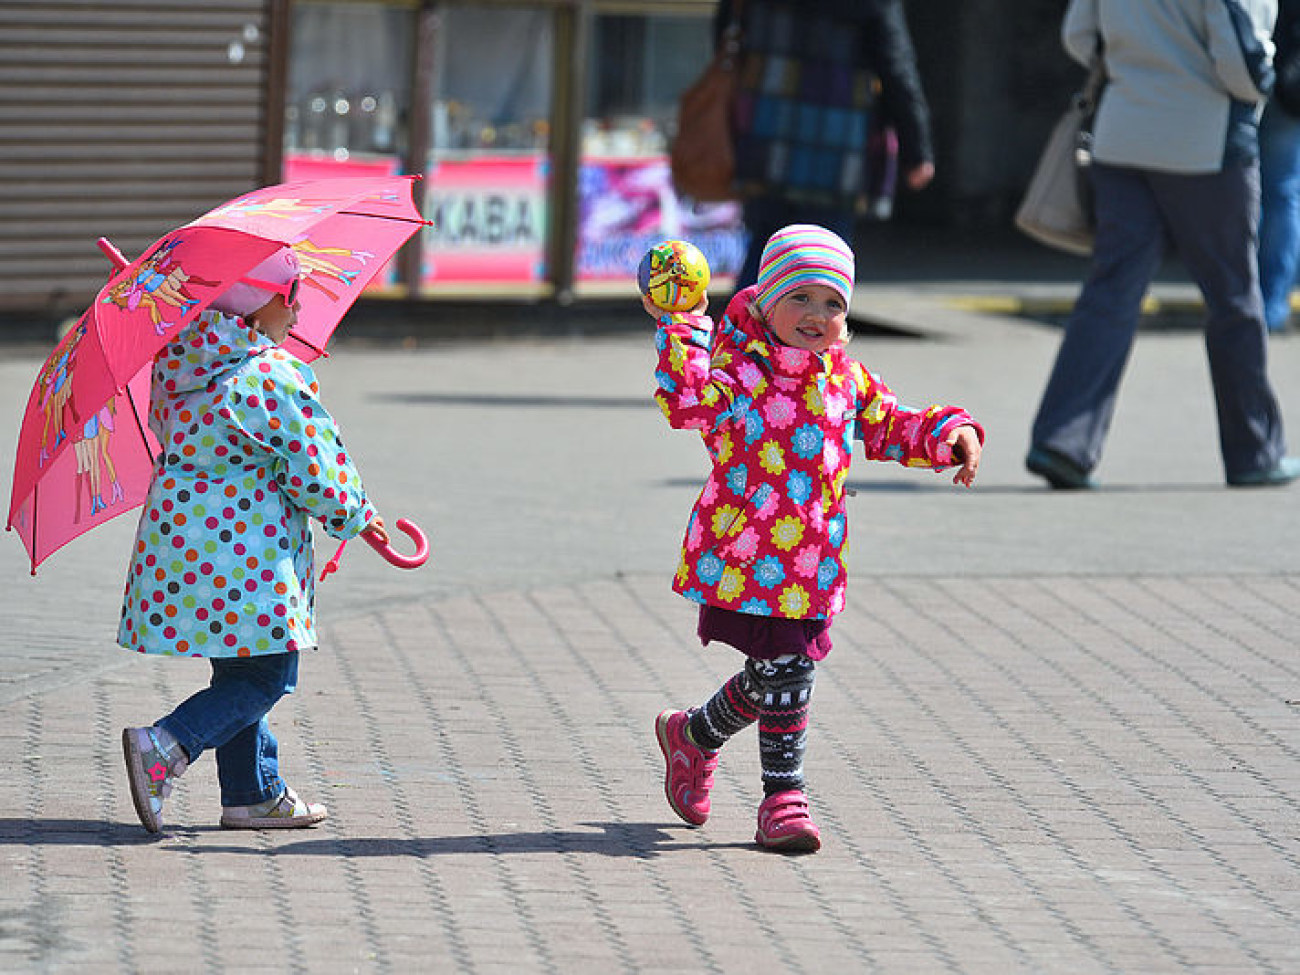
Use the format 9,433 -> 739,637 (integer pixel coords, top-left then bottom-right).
1258,101 -> 1300,332
1030,162 -> 1285,480
157,653 -> 299,807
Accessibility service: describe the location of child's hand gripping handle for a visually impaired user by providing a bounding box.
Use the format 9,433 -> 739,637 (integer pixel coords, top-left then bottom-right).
360,517 -> 428,569
319,518 -> 429,581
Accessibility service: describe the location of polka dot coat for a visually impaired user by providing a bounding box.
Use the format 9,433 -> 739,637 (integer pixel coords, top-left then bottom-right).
118,312 -> 377,657
654,286 -> 982,622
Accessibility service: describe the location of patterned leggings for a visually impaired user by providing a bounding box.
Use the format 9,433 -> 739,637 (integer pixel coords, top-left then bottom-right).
688,654 -> 816,796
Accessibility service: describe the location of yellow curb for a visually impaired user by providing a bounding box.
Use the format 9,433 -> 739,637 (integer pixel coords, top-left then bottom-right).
944,294 -> 1209,317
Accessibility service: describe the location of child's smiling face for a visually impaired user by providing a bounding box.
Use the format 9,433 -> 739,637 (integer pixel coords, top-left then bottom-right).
767,284 -> 848,353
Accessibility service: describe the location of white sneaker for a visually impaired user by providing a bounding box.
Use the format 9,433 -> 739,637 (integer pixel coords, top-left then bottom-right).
220,786 -> 328,829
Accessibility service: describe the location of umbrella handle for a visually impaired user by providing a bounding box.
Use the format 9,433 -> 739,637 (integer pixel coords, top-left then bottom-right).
362,517 -> 429,569
97,237 -> 130,272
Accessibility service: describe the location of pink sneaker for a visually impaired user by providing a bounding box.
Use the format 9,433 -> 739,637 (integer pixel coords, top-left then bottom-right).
655,709 -> 718,826
755,790 -> 821,852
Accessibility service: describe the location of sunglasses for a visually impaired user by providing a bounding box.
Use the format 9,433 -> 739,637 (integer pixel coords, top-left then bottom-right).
242,274 -> 301,306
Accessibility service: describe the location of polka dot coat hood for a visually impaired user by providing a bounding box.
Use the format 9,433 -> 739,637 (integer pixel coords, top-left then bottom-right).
654,286 -> 982,622
118,311 -> 377,657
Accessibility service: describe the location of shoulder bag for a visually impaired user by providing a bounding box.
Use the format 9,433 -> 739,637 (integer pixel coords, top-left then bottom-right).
1014,58 -> 1106,257
669,1 -> 745,202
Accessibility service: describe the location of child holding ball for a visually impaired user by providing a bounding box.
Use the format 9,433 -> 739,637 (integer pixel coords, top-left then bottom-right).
644,224 -> 983,852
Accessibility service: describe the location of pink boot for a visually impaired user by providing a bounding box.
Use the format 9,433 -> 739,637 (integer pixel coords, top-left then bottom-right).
755,790 -> 821,852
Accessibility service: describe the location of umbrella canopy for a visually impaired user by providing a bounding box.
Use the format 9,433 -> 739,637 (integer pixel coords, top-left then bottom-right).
7,175 -> 427,573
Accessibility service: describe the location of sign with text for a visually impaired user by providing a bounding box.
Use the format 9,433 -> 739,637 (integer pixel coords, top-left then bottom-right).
285,152 -> 746,292
423,154 -> 549,285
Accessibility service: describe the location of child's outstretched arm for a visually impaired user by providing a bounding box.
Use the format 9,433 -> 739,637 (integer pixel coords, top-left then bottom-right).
854,363 -> 984,479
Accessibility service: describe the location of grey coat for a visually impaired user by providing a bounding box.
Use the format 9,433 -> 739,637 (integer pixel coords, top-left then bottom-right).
1064,0 -> 1276,173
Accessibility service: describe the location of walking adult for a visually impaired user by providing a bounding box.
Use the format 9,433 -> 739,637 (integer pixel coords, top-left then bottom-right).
716,0 -> 936,291
1026,0 -> 1300,489
1258,0 -> 1300,332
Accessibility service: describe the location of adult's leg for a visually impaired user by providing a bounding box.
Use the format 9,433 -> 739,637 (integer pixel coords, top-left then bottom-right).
1151,164 -> 1286,479
1030,164 -> 1167,473
1257,103 -> 1300,332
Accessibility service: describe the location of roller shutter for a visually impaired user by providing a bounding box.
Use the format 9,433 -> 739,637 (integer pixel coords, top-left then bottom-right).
0,0 -> 281,316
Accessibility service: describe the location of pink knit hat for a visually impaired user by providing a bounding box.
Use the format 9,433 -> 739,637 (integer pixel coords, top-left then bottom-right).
754,224 -> 855,319
208,248 -> 301,318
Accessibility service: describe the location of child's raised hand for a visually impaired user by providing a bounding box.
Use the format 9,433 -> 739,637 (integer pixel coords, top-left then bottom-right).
641,293 -> 708,319
945,425 -> 982,487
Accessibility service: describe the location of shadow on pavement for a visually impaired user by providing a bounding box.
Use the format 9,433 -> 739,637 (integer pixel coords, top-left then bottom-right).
0,819 -> 160,846
184,822 -> 755,858
0,818 -> 759,858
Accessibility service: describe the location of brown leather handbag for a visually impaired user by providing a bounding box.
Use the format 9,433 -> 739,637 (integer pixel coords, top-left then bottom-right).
669,1 -> 745,202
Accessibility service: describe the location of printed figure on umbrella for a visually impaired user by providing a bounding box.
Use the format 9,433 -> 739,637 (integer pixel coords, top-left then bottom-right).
32,319 -> 126,524
101,239 -> 218,334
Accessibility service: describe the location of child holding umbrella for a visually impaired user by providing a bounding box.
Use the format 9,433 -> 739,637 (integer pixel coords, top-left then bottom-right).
120,247 -> 389,833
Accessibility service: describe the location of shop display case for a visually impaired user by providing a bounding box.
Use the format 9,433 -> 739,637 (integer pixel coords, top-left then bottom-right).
283,0 -> 744,300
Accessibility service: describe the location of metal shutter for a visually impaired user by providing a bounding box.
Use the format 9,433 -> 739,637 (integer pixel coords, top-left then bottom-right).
0,0 -> 278,315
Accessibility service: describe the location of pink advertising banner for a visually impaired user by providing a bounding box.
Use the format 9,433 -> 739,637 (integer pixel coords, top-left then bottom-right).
284,152 -> 746,291
576,155 -> 744,283
422,154 -> 549,286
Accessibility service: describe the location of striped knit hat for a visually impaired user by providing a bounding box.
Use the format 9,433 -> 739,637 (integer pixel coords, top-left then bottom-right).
754,224 -> 855,320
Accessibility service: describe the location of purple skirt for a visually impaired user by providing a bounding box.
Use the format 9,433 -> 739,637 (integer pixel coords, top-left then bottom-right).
697,604 -> 833,661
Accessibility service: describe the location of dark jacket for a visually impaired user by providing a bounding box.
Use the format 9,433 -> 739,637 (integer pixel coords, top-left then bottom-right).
714,0 -> 934,169
1274,0 -> 1300,116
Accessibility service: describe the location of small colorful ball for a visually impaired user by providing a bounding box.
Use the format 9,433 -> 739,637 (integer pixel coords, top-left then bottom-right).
637,240 -> 711,312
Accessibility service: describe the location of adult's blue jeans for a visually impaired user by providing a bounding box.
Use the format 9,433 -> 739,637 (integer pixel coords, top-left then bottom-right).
1258,101 -> 1300,332
157,652 -> 299,807
1030,161 -> 1286,481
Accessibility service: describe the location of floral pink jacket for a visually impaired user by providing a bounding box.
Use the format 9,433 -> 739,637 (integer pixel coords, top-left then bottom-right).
654,286 -> 982,621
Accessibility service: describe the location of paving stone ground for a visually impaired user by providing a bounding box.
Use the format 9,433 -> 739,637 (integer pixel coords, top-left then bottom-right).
1,280 -> 1297,974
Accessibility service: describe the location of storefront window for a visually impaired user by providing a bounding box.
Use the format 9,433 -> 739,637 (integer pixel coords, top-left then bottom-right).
422,6 -> 553,294
281,2 -> 740,301
284,3 -> 412,166
283,2 -> 414,291
575,12 -> 745,295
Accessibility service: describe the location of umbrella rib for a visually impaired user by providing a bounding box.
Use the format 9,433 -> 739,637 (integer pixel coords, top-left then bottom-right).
29,480 -> 37,575
337,210 -> 431,226
125,382 -> 157,467
290,331 -> 328,359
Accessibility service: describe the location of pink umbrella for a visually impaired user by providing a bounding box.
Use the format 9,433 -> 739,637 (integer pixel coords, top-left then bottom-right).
7,175 -> 430,574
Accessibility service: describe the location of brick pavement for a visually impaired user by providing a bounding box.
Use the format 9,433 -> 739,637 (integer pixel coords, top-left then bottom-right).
1,288 -> 1298,974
